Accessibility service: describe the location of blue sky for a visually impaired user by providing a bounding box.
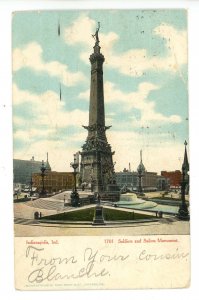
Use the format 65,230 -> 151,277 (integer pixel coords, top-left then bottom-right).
12,10 -> 188,173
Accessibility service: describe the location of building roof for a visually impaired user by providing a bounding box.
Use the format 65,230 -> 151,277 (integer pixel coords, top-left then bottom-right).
13,157 -> 52,184
13,158 -> 42,184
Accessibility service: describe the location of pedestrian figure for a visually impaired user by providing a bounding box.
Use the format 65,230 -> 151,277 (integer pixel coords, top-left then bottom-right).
34,211 -> 39,219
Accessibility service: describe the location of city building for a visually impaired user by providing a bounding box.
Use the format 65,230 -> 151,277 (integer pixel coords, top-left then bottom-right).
116,169 -> 168,192
143,172 -> 158,191
32,171 -> 74,193
115,170 -> 137,191
13,157 -> 43,185
13,154 -> 51,185
161,170 -> 182,189
156,175 -> 169,191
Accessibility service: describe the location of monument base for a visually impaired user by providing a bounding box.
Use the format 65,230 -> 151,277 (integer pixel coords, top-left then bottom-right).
101,183 -> 121,202
100,191 -> 120,202
92,205 -> 105,225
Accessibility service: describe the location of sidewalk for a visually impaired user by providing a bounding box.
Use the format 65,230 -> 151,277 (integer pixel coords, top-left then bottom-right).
14,218 -> 190,237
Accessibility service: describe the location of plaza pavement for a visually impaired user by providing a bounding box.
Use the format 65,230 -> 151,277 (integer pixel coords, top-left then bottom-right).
14,191 -> 190,237
14,219 -> 189,237
144,191 -> 189,201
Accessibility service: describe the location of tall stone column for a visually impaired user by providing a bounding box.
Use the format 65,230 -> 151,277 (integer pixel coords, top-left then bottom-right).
80,27 -> 116,194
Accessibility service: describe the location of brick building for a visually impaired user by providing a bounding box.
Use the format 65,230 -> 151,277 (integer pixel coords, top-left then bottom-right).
161,170 -> 182,188
32,171 -> 74,193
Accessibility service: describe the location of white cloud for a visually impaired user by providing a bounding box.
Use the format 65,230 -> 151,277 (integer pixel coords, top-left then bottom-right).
13,83 -> 62,106
14,125 -> 185,173
78,89 -> 89,100
108,22 -> 187,76
13,128 -> 56,141
13,86 -> 184,174
13,83 -> 64,127
64,16 -> 187,77
13,42 -> 86,86
13,84 -> 89,130
14,139 -> 79,172
138,110 -> 182,127
154,23 -> 187,66
13,84 -> 90,170
106,130 -> 184,173
78,81 -> 182,126
13,16 -> 187,174
13,84 -> 89,170
13,116 -> 24,126
64,15 -> 96,47
64,15 -> 119,50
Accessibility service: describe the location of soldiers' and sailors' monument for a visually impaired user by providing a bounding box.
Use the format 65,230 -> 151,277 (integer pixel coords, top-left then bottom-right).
80,23 -> 120,201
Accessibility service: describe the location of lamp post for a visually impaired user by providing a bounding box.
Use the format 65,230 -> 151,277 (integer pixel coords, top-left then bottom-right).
178,141 -> 190,221
30,158 -> 33,197
137,168 -> 143,194
137,150 -> 145,196
71,154 -> 78,192
70,154 -> 79,207
30,174 -> 33,197
40,160 -> 46,196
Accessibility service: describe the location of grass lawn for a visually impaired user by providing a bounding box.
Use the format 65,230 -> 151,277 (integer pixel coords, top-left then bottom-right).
42,207 -> 153,222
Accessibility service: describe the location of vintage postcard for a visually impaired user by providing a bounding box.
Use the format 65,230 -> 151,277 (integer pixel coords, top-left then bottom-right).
13,10 -> 190,290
